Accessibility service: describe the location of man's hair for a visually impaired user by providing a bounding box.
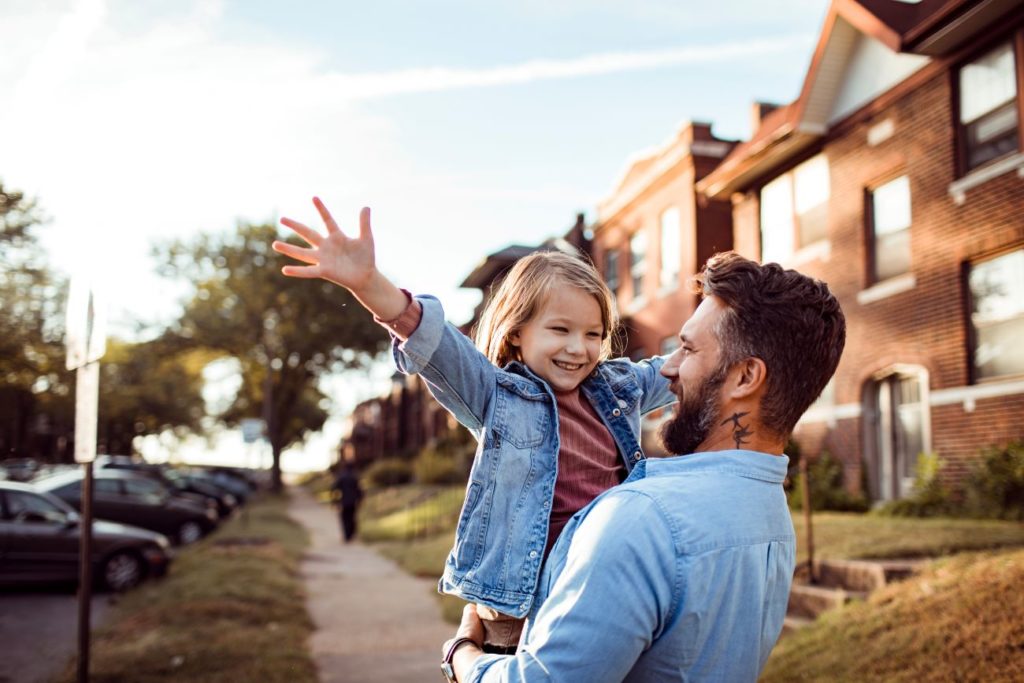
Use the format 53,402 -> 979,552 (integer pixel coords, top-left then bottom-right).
474,250 -> 618,367
691,252 -> 846,438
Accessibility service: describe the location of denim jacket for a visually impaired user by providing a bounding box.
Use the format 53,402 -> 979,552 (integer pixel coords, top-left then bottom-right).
390,295 -> 676,616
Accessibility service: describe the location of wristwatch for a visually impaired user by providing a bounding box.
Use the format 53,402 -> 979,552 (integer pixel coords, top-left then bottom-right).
441,637 -> 478,682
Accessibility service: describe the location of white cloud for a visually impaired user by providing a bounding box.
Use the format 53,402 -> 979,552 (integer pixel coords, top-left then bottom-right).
324,36 -> 809,100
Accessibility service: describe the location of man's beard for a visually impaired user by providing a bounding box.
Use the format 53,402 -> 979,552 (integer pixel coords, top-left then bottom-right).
659,363 -> 729,456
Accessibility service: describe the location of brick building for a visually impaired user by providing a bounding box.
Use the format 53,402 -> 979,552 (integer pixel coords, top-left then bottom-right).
696,0 -> 1024,500
591,120 -> 736,360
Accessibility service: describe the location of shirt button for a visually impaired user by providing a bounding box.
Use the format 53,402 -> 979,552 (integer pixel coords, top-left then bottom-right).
529,550 -> 538,559
612,408 -> 621,417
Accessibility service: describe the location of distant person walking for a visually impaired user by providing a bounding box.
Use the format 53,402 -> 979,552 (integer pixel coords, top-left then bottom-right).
331,462 -> 362,543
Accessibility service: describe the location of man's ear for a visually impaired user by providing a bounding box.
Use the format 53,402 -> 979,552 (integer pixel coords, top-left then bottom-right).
728,357 -> 767,400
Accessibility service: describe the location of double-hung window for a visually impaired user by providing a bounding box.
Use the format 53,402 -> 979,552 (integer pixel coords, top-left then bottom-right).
759,153 -> 830,263
867,175 -> 912,283
968,248 -> 1024,381
659,206 -> 681,291
604,249 -> 620,297
630,230 -> 647,304
957,39 -> 1020,173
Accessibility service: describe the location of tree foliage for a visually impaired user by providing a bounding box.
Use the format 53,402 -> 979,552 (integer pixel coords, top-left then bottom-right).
155,222 -> 389,489
0,181 -> 206,460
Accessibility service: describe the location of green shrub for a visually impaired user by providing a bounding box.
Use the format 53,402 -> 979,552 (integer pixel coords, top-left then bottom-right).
875,452 -> 955,518
789,451 -> 869,512
963,441 -> 1024,521
414,447 -> 465,485
363,457 -> 413,489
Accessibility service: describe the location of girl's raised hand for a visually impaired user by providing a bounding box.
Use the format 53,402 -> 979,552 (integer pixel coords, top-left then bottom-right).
273,197 -> 376,293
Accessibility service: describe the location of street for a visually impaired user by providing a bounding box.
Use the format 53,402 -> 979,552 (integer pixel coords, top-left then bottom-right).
0,585 -> 112,683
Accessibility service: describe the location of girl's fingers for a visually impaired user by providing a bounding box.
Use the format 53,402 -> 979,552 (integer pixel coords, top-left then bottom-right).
281,264 -> 321,278
358,207 -> 372,241
280,217 -> 324,247
312,196 -> 342,234
272,241 -> 319,265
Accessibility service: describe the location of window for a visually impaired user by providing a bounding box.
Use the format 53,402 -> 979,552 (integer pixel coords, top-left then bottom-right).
604,249 -> 620,296
759,154 -> 830,262
630,230 -> 647,302
868,175 -> 912,282
659,207 -> 681,291
958,40 -> 1019,173
867,370 -> 928,501
660,335 -> 680,356
969,249 -> 1024,380
4,490 -> 70,523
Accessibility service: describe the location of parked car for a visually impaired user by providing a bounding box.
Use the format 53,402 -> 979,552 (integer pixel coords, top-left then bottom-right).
189,469 -> 254,505
35,470 -> 218,545
0,458 -> 42,482
0,481 -> 172,591
96,457 -> 237,519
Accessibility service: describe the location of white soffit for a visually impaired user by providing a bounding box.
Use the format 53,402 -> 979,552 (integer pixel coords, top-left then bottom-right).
801,17 -> 862,130
829,32 -> 931,124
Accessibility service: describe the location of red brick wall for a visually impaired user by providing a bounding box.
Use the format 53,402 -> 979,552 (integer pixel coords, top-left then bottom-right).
733,69 -> 1024,496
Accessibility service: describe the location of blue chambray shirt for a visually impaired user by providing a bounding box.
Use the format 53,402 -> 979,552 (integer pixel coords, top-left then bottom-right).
467,450 -> 796,683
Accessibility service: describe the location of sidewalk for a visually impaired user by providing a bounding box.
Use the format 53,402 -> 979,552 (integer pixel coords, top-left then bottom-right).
287,485 -> 454,683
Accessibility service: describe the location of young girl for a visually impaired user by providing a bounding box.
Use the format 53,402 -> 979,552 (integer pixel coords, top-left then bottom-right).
273,198 -> 676,651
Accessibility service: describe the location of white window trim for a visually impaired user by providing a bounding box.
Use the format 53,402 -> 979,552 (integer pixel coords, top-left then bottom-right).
856,272 -> 916,305
948,151 -> 1024,205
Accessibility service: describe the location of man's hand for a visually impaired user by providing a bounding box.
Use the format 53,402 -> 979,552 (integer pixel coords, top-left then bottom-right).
273,197 -> 376,294
442,604 -> 486,682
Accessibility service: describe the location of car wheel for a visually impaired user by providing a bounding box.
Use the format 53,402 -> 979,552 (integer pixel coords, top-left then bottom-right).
178,520 -> 203,545
102,551 -> 144,591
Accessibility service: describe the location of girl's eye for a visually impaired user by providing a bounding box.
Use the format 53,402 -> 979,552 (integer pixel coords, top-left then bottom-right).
550,327 -> 568,333
587,332 -> 602,338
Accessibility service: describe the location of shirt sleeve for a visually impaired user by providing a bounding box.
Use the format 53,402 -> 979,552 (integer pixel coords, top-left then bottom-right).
466,491 -> 679,683
631,355 -> 678,414
374,289 -> 422,340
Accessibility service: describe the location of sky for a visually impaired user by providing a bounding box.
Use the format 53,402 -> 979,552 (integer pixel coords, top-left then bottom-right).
1,0 -> 830,471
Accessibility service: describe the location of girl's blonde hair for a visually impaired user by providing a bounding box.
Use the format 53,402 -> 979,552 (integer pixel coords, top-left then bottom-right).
473,250 -> 618,367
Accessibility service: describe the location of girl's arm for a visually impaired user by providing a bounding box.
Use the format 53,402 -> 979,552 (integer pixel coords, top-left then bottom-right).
274,198 -> 497,429
273,199 -> 411,336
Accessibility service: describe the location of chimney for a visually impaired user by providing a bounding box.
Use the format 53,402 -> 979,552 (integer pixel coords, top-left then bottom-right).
750,101 -> 779,134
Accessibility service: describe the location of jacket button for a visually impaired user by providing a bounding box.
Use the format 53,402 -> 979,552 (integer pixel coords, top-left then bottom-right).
529,550 -> 538,559
633,451 -> 642,460
618,399 -> 628,408
612,408 -> 621,417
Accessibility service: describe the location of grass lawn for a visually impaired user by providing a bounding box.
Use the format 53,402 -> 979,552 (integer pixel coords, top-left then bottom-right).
54,494 -> 316,683
796,512 -> 1024,563
762,547 -> 1024,682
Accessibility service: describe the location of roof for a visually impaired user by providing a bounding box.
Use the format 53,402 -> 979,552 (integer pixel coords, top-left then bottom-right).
459,245 -> 540,289
697,0 -> 1021,199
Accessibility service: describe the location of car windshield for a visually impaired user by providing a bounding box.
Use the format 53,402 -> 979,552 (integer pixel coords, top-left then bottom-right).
3,489 -> 75,523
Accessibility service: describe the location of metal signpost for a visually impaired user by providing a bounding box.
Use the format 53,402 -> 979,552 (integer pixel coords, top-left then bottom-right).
66,275 -> 106,683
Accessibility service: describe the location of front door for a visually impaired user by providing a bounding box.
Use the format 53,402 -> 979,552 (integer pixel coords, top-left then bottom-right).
867,372 -> 927,501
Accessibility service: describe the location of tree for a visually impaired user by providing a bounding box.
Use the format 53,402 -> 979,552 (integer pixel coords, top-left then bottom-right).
97,337 -> 208,455
156,222 -> 389,490
0,182 -> 73,459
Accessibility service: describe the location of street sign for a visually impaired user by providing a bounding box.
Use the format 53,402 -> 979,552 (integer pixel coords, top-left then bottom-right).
73,363 -> 100,464
66,275 -> 107,371
241,418 -> 266,443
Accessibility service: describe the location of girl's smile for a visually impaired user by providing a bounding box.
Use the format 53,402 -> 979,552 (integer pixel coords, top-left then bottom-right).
511,287 -> 604,393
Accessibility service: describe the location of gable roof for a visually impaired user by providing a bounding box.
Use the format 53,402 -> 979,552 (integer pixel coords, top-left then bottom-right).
697,0 -> 1021,199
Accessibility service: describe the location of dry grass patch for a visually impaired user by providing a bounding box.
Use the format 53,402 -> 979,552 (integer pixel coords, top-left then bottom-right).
53,494 -> 316,683
795,512 -> 1024,562
763,548 -> 1024,682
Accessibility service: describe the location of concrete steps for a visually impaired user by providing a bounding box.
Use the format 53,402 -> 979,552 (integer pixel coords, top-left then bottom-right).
783,558 -> 925,634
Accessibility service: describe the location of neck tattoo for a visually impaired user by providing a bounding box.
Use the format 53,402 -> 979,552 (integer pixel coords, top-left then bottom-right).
720,412 -> 753,449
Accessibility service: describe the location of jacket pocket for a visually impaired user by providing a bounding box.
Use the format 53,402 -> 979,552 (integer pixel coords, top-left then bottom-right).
610,376 -> 643,414
493,377 -> 550,448
452,481 -> 483,569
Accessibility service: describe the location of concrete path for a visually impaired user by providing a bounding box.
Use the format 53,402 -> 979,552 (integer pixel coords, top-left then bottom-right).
288,485 -> 453,683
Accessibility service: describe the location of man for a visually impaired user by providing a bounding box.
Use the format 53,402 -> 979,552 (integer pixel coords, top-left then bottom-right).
440,252 -> 846,682
331,460 -> 363,543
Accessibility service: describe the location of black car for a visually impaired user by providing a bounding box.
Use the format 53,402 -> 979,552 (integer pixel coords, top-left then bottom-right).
35,470 -> 218,545
96,457 -> 237,519
0,481 -> 172,591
